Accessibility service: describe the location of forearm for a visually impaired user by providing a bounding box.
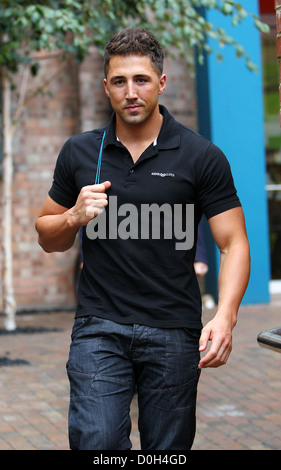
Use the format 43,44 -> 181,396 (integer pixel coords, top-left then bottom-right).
199,208 -> 250,369
35,183 -> 110,253
35,209 -> 80,253
216,240 -> 251,326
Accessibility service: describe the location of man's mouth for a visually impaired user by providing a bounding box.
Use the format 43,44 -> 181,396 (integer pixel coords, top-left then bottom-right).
125,104 -> 142,111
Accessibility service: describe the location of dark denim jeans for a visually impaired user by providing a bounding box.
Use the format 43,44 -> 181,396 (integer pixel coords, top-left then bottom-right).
66,315 -> 201,450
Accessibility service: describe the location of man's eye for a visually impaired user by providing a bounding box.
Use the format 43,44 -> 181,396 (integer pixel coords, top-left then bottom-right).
114,80 -> 124,85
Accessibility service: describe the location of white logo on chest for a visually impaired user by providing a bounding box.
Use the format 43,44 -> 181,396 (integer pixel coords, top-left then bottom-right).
151,172 -> 175,178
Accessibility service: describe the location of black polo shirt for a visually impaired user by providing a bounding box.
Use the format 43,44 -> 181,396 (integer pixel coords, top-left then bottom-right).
49,105 -> 241,328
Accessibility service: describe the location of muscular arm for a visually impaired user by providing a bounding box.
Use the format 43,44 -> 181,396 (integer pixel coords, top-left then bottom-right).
198,206 -> 250,369
35,181 -> 111,253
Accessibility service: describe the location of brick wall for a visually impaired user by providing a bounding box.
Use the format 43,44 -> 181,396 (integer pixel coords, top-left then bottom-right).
276,0 -> 281,123
0,54 -> 82,312
0,48 -> 197,313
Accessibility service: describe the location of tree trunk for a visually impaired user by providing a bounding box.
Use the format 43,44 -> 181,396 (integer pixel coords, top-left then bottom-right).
0,57 -> 70,331
1,71 -> 17,331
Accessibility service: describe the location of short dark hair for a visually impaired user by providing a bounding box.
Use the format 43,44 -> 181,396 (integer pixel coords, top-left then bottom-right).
104,27 -> 164,77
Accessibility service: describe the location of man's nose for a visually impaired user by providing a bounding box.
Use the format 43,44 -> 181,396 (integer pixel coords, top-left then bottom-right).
125,81 -> 138,100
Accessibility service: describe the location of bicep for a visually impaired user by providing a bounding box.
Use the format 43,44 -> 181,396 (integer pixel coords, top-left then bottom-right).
208,207 -> 249,253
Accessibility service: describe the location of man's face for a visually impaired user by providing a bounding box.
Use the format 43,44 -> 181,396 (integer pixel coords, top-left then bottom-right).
104,54 -> 166,127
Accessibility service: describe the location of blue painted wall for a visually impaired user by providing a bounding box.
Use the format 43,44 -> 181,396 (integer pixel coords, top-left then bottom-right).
196,0 -> 271,304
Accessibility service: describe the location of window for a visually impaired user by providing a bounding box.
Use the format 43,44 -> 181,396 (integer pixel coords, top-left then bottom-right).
261,10 -> 281,280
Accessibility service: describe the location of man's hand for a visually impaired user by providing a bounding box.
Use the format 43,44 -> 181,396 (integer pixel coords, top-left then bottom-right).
35,181 -> 111,253
198,313 -> 234,369
68,181 -> 111,227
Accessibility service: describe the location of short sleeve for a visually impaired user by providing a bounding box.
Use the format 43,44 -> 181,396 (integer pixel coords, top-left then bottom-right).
197,143 -> 241,219
48,138 -> 78,209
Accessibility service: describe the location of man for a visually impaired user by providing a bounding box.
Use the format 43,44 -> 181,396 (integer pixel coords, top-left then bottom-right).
35,27 -> 250,450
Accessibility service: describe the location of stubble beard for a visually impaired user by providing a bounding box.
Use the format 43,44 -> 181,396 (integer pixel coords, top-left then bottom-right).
118,102 -> 158,127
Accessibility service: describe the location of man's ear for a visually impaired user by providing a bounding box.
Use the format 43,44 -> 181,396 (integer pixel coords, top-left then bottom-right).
104,78 -> 110,97
159,74 -> 167,96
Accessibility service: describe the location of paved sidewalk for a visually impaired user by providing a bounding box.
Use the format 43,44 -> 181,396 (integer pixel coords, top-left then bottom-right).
0,297 -> 280,450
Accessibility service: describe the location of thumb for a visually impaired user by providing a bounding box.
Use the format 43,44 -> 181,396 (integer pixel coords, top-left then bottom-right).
101,180 -> 111,190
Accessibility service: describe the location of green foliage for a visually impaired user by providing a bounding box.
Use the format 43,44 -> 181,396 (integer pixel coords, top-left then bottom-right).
0,0 -> 270,75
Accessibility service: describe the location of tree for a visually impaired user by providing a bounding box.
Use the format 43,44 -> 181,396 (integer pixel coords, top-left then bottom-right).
0,0 -> 269,330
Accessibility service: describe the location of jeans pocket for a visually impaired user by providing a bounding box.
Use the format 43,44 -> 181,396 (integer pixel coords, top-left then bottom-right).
165,366 -> 201,410
67,317 -> 103,397
164,328 -> 201,410
66,368 -> 96,397
70,316 -> 91,341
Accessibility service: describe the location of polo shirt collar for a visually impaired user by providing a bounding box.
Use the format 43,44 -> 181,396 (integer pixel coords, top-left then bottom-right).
103,105 -> 180,150
158,105 -> 181,150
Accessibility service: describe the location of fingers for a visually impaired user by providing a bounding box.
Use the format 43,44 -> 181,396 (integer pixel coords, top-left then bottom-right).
75,181 -> 111,224
199,337 -> 232,369
198,329 -> 209,354
82,181 -> 111,198
91,181 -> 111,191
84,190 -> 108,208
198,322 -> 232,369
